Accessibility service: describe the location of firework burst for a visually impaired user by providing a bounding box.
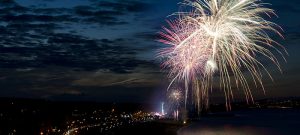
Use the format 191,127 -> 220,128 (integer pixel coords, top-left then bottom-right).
158,0 -> 286,111
167,88 -> 183,120
169,89 -> 183,104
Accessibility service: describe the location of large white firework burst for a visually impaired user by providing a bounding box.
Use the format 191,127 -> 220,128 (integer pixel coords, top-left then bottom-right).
158,0 -> 286,111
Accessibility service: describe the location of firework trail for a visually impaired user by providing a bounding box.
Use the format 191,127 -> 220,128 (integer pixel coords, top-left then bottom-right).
158,0 -> 286,111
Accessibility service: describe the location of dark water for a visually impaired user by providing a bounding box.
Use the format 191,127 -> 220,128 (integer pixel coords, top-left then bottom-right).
178,109 -> 300,135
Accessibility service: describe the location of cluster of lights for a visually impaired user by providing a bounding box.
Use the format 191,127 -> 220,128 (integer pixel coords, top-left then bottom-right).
62,109 -> 158,135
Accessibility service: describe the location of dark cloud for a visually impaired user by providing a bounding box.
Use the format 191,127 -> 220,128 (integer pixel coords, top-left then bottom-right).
74,6 -> 124,16
0,64 -> 162,102
97,0 -> 151,13
0,5 -> 28,14
0,0 -> 29,16
0,29 -> 148,72
72,0 -> 152,25
1,14 -> 76,23
134,32 -> 159,41
0,0 -> 18,7
73,5 -> 127,25
0,67 -> 85,98
0,0 -> 154,73
83,16 -> 128,25
0,0 -> 151,27
6,23 -> 59,34
42,0 -> 58,2
32,8 -> 71,14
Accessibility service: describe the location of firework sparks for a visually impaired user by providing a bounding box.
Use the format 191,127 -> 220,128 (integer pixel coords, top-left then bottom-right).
166,88 -> 183,110
158,0 -> 286,111
169,89 -> 183,104
171,90 -> 182,101
168,88 -> 183,120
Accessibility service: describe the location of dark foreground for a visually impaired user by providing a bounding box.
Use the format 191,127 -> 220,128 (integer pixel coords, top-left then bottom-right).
103,109 -> 300,135
111,121 -> 184,135
108,109 -> 300,135
1,98 -> 300,135
178,109 -> 300,135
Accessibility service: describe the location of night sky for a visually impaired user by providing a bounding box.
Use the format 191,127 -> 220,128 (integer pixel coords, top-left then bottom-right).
0,0 -> 299,104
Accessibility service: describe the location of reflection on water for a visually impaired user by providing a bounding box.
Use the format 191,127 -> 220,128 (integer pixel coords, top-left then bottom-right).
178,109 -> 300,135
178,126 -> 276,135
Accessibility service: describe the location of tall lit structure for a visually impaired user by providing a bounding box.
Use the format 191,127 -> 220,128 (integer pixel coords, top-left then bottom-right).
161,102 -> 164,115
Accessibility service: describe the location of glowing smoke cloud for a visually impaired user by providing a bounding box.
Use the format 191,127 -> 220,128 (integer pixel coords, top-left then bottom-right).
158,0 -> 286,111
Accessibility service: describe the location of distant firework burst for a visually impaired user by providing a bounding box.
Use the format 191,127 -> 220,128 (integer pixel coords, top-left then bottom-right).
168,89 -> 183,120
166,88 -> 183,119
158,0 -> 286,111
168,89 -> 183,104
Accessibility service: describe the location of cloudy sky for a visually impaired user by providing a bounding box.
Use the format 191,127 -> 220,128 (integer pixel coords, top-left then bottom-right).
0,0 -> 299,104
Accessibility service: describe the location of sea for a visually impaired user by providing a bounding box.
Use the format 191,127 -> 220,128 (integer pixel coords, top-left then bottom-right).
178,108 -> 300,135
